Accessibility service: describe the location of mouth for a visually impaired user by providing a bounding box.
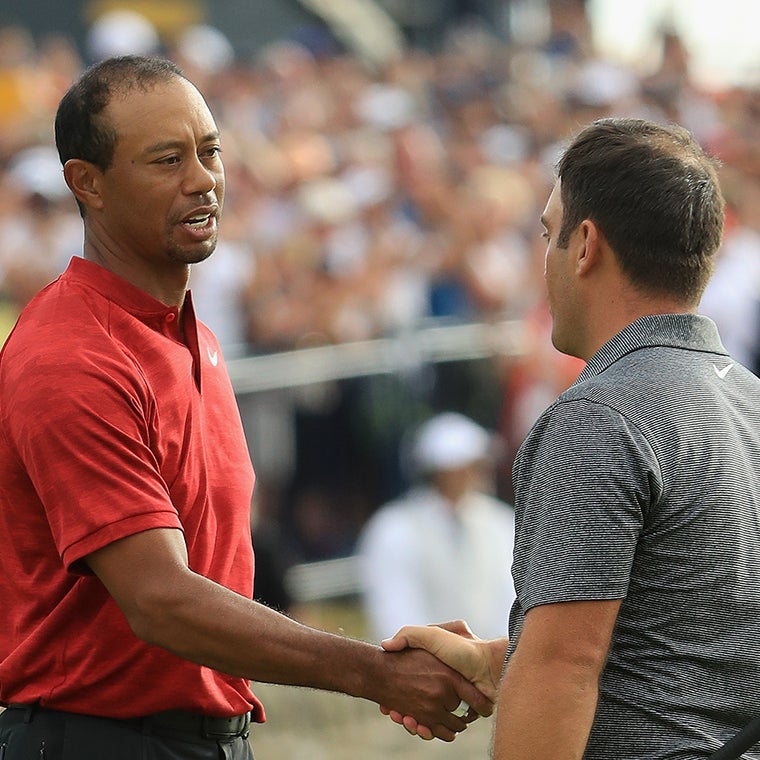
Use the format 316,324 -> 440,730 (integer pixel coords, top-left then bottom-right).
179,207 -> 219,239
185,213 -> 213,228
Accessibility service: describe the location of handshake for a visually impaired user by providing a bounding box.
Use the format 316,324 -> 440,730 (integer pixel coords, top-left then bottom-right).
377,620 -> 509,742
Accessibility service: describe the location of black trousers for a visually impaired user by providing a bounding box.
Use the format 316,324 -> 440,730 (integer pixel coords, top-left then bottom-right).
0,705 -> 255,760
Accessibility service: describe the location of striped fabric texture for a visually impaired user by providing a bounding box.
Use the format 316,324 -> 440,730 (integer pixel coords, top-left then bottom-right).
509,314 -> 760,759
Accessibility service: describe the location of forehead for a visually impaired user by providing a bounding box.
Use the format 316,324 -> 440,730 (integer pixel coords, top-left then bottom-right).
544,180 -> 562,219
542,181 -> 563,227
105,77 -> 217,145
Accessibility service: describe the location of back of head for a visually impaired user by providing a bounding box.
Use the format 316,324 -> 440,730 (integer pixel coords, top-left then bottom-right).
556,118 -> 725,305
55,55 -> 185,174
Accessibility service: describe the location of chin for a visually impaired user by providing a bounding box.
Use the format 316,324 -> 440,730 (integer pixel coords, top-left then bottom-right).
550,329 -> 575,358
175,242 -> 217,265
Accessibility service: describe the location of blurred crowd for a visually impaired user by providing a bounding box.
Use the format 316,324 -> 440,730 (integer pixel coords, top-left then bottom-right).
2,0 -> 760,567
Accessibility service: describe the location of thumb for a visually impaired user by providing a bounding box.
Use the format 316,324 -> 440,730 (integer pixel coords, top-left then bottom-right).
382,621 -> 478,652
381,628 -> 413,652
433,619 -> 477,640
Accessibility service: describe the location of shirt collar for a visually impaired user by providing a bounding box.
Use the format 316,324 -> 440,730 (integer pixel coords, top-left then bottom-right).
575,313 -> 728,384
62,255 -> 196,335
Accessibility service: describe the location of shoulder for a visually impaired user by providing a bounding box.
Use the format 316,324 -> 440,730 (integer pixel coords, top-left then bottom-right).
517,391 -> 657,484
1,281 -> 147,418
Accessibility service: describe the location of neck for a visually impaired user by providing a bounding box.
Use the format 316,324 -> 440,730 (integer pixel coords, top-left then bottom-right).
83,240 -> 190,309
581,297 -> 697,361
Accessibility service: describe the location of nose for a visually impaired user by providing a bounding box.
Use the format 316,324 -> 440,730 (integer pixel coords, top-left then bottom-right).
183,154 -> 219,197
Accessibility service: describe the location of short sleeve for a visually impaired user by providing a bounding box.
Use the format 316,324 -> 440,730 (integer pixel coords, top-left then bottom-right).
5,340 -> 181,572
513,398 -> 660,611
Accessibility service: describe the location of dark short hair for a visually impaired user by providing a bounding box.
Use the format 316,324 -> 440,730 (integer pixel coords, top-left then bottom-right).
55,55 -> 185,172
556,118 -> 725,304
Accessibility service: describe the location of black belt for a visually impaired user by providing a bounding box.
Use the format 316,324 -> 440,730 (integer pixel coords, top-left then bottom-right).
4,704 -> 251,742
143,709 -> 251,740
147,710 -> 251,739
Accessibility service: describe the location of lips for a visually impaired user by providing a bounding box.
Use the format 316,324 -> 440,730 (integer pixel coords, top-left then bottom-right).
181,204 -> 218,223
185,213 -> 212,228
179,205 -> 219,239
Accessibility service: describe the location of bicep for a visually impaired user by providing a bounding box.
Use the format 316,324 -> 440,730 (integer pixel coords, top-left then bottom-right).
86,527 -> 191,629
515,599 -> 622,671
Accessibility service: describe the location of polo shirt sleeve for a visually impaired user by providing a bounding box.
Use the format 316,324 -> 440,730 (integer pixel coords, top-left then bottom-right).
513,397 -> 660,612
6,339 -> 182,573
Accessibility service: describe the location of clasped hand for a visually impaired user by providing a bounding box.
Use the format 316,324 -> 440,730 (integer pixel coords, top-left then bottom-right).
380,619 -> 508,741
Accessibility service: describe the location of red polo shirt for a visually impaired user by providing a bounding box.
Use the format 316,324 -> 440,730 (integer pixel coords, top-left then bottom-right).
0,256 -> 264,721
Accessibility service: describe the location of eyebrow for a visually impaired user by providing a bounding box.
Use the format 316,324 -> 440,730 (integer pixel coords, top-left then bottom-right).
144,131 -> 221,155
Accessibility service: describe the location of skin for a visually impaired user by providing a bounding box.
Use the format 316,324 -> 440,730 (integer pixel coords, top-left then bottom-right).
430,460 -> 487,507
63,76 -> 224,308
540,181 -> 695,362
382,179 -> 701,754
383,620 -> 508,702
64,76 -> 492,740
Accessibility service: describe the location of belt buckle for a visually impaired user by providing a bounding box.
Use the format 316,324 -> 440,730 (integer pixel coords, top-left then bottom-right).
201,712 -> 250,740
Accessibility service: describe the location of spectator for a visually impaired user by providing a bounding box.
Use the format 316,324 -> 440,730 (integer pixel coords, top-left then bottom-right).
358,412 -> 516,641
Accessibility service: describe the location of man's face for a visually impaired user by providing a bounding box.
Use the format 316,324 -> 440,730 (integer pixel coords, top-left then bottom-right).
94,76 -> 225,273
541,181 -> 580,357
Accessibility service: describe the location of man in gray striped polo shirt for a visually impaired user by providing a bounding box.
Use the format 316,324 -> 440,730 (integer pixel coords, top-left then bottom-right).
382,118 -> 760,759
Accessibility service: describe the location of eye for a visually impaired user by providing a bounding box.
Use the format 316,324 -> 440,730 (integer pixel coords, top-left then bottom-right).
202,146 -> 222,160
158,155 -> 181,165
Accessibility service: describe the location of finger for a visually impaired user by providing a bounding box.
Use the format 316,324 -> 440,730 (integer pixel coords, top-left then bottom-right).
438,709 -> 470,735
415,724 -> 435,741
380,631 -> 411,652
433,619 -> 477,639
382,625 -> 446,654
429,723 -> 459,742
456,678 -> 495,718
380,625 -> 414,652
401,715 -> 436,741
379,705 -> 390,716
450,699 -> 470,718
395,710 -> 467,742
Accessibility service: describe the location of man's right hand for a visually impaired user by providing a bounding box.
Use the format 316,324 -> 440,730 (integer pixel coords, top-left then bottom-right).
379,620 -> 508,739
371,643 -> 494,742
383,620 -> 507,699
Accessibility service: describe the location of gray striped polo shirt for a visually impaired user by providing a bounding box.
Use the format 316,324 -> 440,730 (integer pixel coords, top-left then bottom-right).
509,314 -> 760,759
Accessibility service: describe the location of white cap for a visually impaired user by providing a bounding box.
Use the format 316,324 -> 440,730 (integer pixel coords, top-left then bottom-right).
9,146 -> 69,201
87,10 -> 160,61
412,413 -> 492,472
177,24 -> 234,74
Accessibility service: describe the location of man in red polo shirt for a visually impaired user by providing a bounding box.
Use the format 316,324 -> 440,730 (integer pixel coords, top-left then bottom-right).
0,55 -> 489,760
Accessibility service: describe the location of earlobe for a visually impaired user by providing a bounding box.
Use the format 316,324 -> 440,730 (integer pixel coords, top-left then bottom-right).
63,159 -> 105,211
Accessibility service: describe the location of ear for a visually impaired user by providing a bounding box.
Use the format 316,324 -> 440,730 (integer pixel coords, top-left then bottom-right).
573,219 -> 603,277
62,159 -> 105,212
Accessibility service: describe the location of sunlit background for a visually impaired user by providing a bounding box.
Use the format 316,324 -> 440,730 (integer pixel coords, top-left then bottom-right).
589,0 -> 760,88
1,1 -> 760,757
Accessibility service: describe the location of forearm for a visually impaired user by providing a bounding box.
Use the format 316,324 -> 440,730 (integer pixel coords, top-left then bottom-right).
88,527 -> 492,736
134,567 -> 381,699
492,654 -> 599,759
